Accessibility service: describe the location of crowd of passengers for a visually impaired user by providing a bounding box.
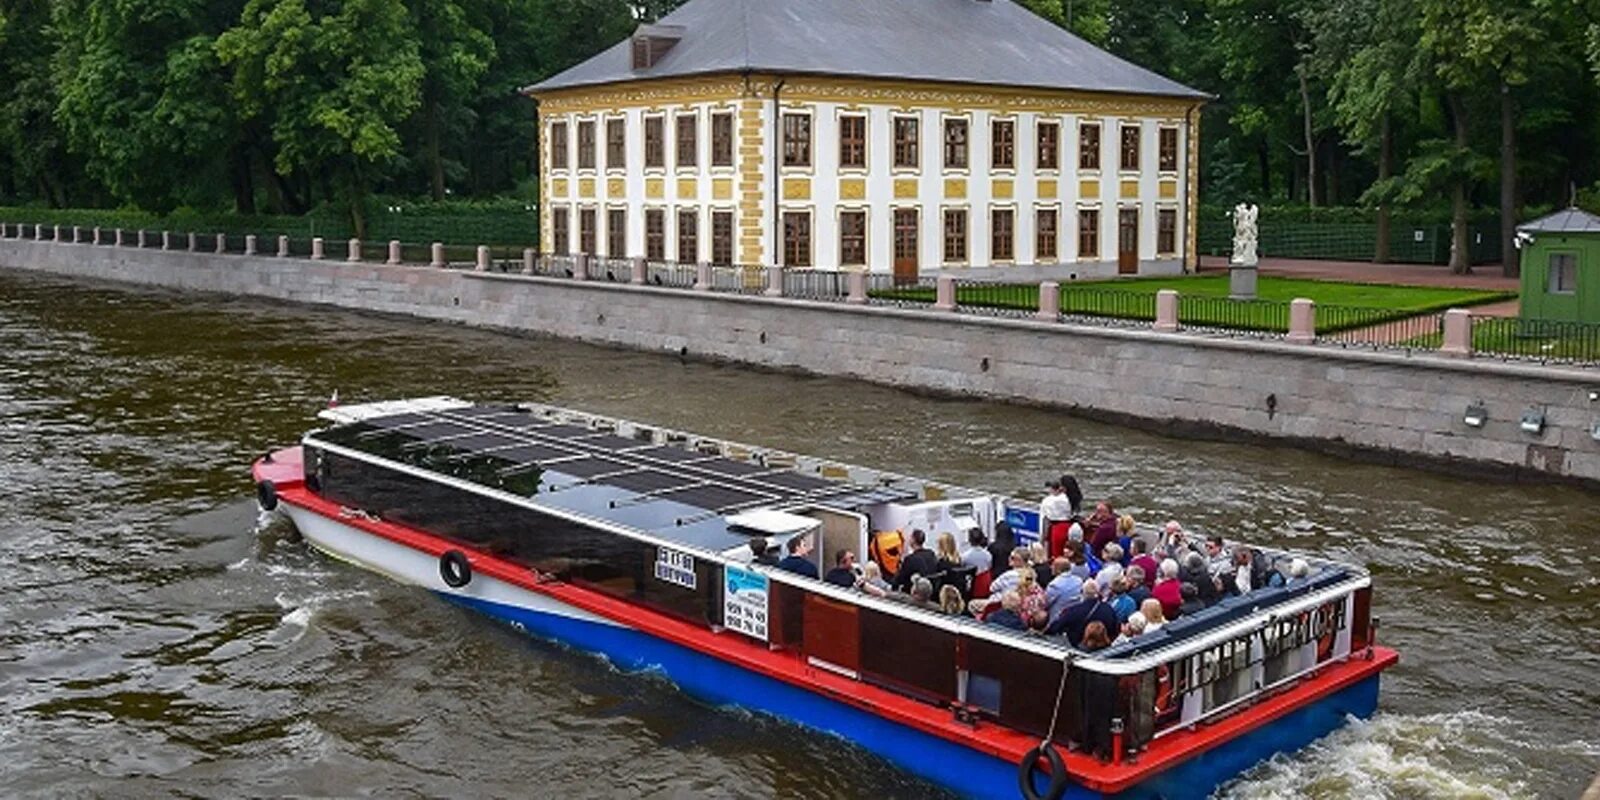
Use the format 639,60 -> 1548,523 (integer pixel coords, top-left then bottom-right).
756,475 -> 1313,653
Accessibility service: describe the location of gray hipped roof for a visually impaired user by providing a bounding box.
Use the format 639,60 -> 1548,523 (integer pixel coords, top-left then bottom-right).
1518,207 -> 1600,234
530,0 -> 1207,100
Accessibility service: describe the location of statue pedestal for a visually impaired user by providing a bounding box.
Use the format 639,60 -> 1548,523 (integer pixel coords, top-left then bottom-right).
1229,262 -> 1258,300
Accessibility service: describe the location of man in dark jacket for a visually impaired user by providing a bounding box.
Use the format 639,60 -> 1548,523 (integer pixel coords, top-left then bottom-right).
776,534 -> 819,579
1047,580 -> 1119,647
823,549 -> 858,588
892,529 -> 940,593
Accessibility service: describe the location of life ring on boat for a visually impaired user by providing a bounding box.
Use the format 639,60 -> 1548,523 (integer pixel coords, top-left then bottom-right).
256,480 -> 278,511
440,550 -> 473,588
1017,742 -> 1069,800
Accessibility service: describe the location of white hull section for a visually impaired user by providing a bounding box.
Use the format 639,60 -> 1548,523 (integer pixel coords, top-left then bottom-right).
279,503 -> 625,629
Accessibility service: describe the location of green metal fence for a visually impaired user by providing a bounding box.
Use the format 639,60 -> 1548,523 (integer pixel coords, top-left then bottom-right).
1197,214 -> 1502,266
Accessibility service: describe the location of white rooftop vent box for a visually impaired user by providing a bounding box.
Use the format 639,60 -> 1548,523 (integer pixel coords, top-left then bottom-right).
727,508 -> 818,536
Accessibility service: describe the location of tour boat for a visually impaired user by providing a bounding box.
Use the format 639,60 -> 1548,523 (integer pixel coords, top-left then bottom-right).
252,397 -> 1397,799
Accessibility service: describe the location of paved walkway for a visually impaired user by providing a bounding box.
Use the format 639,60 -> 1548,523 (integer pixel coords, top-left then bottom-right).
1197,255 -> 1519,292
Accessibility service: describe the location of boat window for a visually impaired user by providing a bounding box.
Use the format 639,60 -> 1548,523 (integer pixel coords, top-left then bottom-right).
858,606 -> 958,703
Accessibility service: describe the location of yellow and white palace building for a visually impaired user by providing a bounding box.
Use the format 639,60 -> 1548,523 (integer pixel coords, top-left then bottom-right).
528,0 -> 1208,279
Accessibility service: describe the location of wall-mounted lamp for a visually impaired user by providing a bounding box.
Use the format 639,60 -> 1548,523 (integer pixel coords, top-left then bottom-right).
1589,390 -> 1599,403
1463,402 -> 1487,428
1520,408 -> 1546,435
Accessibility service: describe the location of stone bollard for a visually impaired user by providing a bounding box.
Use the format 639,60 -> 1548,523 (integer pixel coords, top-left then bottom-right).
1440,309 -> 1473,357
934,275 -> 958,311
35,223 -> 45,240
572,253 -> 589,281
215,233 -> 226,254
162,230 -> 172,250
523,248 -> 537,275
765,265 -> 785,297
1286,298 -> 1316,344
475,245 -> 490,271
72,226 -> 82,243
628,256 -> 646,284
187,232 -> 198,252
244,235 -> 256,256
53,224 -> 62,241
277,235 -> 289,257
387,240 -> 401,266
348,238 -> 361,262
310,237 -> 324,260
846,269 -> 868,305
93,227 -> 102,245
693,261 -> 713,291
137,229 -> 147,248
1036,281 -> 1061,321
114,228 -> 124,247
1154,289 -> 1179,332
429,242 -> 445,268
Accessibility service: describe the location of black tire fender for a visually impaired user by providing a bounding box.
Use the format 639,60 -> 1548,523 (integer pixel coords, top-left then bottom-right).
256,480 -> 279,512
440,550 -> 473,589
1017,742 -> 1069,800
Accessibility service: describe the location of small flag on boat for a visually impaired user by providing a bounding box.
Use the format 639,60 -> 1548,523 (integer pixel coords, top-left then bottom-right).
328,390 -> 340,408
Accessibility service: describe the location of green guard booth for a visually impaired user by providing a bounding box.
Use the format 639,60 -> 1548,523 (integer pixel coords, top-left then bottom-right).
1517,207 -> 1600,324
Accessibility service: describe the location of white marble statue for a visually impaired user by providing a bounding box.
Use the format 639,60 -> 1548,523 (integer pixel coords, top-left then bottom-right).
1231,203 -> 1259,266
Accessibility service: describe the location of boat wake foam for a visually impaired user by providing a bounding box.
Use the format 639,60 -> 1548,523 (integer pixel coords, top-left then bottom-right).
1216,709 -> 1586,799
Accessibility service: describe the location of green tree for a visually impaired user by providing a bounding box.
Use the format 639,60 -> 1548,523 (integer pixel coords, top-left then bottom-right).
410,0 -> 494,200
0,0 -> 79,206
217,0 -> 426,235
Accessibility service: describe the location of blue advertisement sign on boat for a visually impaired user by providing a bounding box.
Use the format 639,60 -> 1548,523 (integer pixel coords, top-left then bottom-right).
1005,506 -> 1041,544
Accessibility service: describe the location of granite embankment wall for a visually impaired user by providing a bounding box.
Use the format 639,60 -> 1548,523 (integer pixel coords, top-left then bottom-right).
3,239 -> 1598,485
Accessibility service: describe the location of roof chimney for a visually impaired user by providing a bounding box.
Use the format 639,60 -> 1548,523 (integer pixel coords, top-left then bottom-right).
631,24 -> 684,70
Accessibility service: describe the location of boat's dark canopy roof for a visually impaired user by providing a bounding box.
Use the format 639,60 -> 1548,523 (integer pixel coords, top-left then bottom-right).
308,404 -> 915,553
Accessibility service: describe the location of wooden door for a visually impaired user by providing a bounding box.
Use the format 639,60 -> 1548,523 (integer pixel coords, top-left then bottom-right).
1118,208 -> 1139,275
893,208 -> 918,285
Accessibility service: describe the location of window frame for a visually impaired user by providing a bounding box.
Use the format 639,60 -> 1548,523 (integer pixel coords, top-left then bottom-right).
991,118 -> 1016,171
578,207 -> 597,255
577,120 -> 597,170
782,111 -> 813,169
676,113 -> 698,170
1158,127 -> 1179,173
943,117 -> 969,171
549,120 -> 569,171
893,115 -> 921,171
839,209 -> 868,267
1037,120 -> 1060,172
605,117 -> 626,171
991,207 -> 1015,262
676,208 -> 698,263
551,205 -> 571,254
943,208 -> 968,264
1077,208 -> 1101,260
1035,207 -> 1058,261
838,114 -> 867,171
1548,252 -> 1578,295
606,207 -> 627,257
710,111 -> 734,168
782,210 -> 813,268
1078,122 -> 1101,171
644,208 -> 666,260
711,210 -> 734,265
1157,208 -> 1178,256
1120,123 -> 1141,173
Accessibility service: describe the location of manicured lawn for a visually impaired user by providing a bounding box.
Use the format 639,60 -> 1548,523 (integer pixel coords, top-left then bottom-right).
870,275 -> 1516,334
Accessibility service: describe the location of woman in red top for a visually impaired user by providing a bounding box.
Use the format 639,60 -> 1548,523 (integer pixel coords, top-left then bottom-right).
1151,557 -> 1183,620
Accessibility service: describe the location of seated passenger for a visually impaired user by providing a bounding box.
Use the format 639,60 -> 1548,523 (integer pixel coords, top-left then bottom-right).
1108,577 -> 1137,622
749,537 -> 779,567
961,528 -> 993,574
1087,502 -> 1118,559
1118,611 -> 1148,643
1096,543 -> 1125,593
776,534 -> 819,578
1044,557 -> 1084,627
1286,557 -> 1311,587
1177,582 -> 1205,618
907,576 -> 940,611
938,584 -> 967,616
986,521 -> 1016,581
893,529 -> 940,593
1180,551 -> 1220,604
1152,558 -> 1182,620
1230,548 -> 1260,595
858,561 -> 890,597
1081,621 -> 1112,652
1028,541 -> 1053,588
1116,515 -> 1136,561
1124,565 -> 1152,607
934,532 -> 963,572
1139,598 -> 1168,633
1129,539 -> 1160,588
986,547 -> 1031,599
1016,569 -> 1048,629
986,591 -> 1028,631
824,549 -> 858,589
1046,580 -> 1119,647
1205,534 -> 1233,577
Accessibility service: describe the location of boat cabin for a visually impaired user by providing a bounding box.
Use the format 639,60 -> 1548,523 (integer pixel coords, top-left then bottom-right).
302,400 -> 1376,756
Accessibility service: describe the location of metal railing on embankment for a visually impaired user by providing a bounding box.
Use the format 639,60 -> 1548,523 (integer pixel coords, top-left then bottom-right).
3,220 -> 1595,368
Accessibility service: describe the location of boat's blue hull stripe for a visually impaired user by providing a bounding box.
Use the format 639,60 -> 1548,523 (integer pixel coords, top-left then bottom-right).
440,592 -> 1380,799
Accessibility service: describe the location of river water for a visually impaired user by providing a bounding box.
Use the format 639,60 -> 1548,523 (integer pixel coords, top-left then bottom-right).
0,268 -> 1595,799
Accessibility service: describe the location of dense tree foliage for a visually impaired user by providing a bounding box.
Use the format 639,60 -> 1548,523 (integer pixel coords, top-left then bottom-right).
0,0 -> 1595,262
